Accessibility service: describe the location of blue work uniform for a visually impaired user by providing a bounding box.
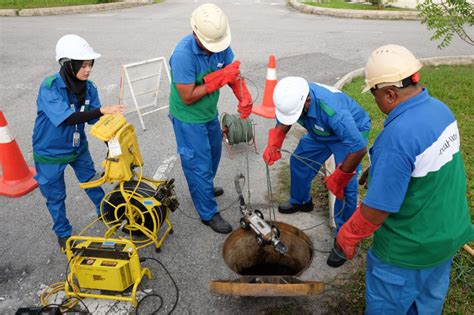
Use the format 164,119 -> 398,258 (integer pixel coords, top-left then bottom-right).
288,83 -> 371,233
362,89 -> 473,314
169,34 -> 234,221
32,73 -> 105,238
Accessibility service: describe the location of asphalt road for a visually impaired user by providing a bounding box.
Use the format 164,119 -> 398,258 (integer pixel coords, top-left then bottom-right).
1,0 -> 472,314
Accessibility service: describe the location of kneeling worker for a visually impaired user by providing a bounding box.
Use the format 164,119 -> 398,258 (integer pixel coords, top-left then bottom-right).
263,76 -> 371,267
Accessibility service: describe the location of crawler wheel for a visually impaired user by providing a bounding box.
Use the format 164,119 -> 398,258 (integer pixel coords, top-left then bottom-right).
271,225 -> 280,238
254,210 -> 264,220
256,235 -> 265,247
240,218 -> 249,230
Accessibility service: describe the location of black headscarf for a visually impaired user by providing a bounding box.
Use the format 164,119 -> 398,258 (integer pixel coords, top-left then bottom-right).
59,59 -> 91,105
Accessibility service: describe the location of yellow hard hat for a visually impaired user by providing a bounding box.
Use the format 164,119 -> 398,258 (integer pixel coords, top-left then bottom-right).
190,3 -> 231,53
363,44 -> 422,93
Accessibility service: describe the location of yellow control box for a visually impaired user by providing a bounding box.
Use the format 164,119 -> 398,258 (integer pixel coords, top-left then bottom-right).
75,254 -> 134,292
65,236 -> 152,306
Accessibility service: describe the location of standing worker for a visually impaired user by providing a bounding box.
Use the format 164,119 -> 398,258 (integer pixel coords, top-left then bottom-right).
263,76 -> 371,267
336,44 -> 473,314
33,34 -> 125,250
169,3 -> 253,234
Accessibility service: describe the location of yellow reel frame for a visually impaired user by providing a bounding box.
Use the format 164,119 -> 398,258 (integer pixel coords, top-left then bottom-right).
80,114 -> 177,251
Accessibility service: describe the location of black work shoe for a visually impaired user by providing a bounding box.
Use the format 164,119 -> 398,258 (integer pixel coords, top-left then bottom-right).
202,213 -> 232,234
214,187 -> 224,197
278,200 -> 313,214
58,236 -> 71,252
327,242 -> 347,268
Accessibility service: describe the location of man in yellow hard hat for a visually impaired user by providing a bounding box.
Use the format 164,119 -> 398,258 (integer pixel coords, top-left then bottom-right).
336,44 -> 473,314
168,3 -> 253,234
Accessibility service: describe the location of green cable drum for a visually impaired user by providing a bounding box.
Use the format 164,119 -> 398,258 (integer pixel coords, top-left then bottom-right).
221,113 -> 254,145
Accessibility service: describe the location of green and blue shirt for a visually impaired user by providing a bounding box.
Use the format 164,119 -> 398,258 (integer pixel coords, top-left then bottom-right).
364,88 -> 473,269
169,34 -> 234,123
32,73 -> 101,164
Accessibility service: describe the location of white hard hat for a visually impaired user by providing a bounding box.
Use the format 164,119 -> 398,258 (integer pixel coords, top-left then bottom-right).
363,44 -> 422,92
190,3 -> 231,53
55,34 -> 101,62
273,77 -> 310,125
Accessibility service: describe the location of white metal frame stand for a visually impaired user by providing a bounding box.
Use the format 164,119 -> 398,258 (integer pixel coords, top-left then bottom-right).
120,57 -> 171,130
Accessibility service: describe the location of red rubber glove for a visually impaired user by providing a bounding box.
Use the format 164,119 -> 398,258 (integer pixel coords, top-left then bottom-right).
229,77 -> 253,119
324,163 -> 356,200
203,61 -> 241,94
263,128 -> 285,166
336,205 -> 381,259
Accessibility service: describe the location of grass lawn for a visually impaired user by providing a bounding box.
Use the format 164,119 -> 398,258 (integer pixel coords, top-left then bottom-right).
0,0 -> 119,9
276,65 -> 473,313
302,0 -> 415,11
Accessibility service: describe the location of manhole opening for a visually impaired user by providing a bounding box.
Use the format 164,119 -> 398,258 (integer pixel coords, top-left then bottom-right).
223,222 -> 313,277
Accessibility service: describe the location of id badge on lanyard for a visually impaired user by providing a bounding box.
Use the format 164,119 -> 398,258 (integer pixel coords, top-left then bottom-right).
70,97 -> 90,148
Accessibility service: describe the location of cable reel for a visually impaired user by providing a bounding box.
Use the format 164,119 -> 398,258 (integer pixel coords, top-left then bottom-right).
101,178 -> 179,251
221,113 -> 258,158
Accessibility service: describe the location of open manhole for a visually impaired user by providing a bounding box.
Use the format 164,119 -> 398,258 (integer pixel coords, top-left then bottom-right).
210,221 -> 324,296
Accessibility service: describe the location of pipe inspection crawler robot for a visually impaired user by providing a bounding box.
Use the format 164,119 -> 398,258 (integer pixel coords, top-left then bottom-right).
234,174 -> 287,254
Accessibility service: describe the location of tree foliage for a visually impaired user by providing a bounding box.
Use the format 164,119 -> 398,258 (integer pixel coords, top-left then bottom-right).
417,0 -> 474,48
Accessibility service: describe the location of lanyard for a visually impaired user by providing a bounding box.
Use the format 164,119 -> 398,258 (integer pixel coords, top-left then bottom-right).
66,91 -> 90,131
66,90 -> 90,147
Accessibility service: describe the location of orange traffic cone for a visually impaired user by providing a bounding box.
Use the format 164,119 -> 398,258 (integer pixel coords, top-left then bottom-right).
252,55 -> 277,119
0,111 -> 38,197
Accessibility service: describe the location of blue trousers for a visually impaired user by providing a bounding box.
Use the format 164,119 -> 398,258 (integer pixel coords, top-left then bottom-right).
35,149 -> 104,238
289,134 -> 360,233
170,115 -> 222,221
365,249 -> 452,315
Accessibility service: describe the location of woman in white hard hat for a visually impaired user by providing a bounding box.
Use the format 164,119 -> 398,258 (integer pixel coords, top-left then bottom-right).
263,76 -> 371,268
32,34 -> 125,251
168,3 -> 253,234
336,44 -> 473,314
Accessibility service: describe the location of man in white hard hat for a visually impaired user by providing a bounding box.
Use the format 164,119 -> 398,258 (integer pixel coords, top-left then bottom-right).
33,34 -> 125,251
336,44 -> 473,313
169,3 -> 253,234
263,76 -> 371,267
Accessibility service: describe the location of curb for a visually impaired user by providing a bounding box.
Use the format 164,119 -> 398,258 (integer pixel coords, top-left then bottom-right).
288,0 -> 420,20
0,1 -> 151,17
334,55 -> 474,89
